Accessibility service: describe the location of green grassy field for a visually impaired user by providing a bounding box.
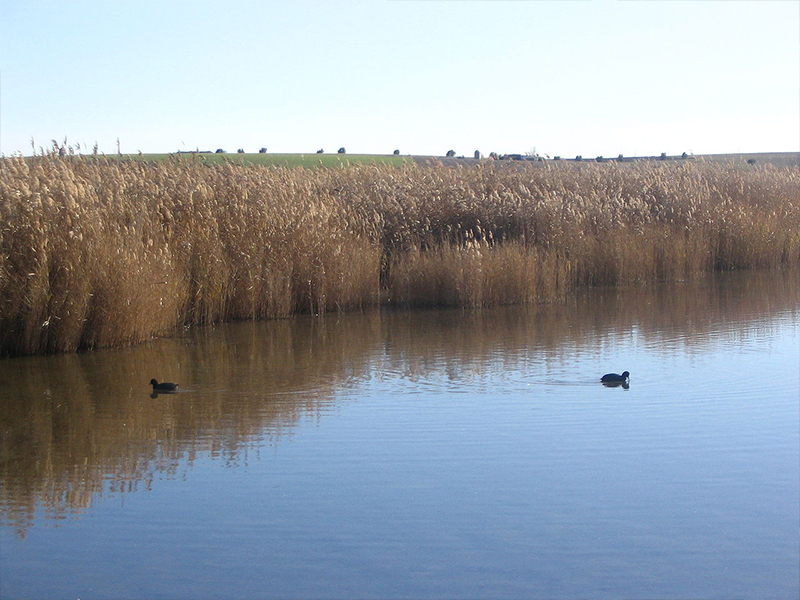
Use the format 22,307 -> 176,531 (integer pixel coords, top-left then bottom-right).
115,152 -> 413,168
21,150 -> 799,170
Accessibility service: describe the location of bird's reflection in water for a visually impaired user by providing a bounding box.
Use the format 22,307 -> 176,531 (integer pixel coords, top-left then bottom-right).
602,380 -> 630,390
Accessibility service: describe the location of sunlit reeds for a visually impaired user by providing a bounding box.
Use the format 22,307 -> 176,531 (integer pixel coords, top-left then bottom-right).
1,153 -> 798,354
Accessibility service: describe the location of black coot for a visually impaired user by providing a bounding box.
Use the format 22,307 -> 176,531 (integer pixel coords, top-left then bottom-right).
150,379 -> 178,392
601,371 -> 630,383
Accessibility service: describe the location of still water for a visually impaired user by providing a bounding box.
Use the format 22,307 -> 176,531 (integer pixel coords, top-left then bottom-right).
1,271 -> 798,600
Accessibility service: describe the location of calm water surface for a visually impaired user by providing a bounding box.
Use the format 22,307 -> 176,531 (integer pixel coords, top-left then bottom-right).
1,271 -> 798,600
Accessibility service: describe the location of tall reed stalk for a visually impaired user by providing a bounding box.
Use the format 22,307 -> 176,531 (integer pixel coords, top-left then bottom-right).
2,154 -> 798,355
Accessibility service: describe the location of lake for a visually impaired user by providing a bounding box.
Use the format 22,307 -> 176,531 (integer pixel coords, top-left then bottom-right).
1,270 -> 798,600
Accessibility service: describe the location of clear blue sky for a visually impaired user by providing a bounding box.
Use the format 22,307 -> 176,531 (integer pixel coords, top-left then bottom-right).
1,0 -> 798,158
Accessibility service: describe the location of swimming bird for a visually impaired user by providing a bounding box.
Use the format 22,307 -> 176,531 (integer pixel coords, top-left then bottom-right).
601,371 -> 630,383
150,379 -> 178,392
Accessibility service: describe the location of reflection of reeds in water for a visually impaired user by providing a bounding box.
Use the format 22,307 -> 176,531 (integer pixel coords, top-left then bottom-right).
1,155 -> 799,355
0,269 -> 797,534
0,311 -> 385,534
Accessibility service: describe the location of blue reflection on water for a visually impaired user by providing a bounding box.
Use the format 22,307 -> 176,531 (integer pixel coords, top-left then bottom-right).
1,294 -> 798,600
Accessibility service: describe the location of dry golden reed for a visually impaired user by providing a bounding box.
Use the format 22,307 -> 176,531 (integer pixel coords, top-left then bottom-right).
1,154 -> 798,354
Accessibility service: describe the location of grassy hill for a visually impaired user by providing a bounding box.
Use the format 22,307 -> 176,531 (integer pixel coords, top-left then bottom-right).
14,150 -> 799,170
115,152 -> 413,168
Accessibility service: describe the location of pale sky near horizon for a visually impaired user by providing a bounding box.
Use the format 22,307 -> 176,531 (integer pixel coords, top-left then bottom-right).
1,0 -> 798,158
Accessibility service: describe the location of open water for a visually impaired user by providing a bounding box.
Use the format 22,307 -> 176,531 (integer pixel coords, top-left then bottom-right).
1,270 -> 798,599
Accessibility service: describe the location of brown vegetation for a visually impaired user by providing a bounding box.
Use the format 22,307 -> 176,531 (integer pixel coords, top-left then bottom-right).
1,154 -> 799,355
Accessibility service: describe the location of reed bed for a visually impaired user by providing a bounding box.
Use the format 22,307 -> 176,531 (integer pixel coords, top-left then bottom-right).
1,154 -> 799,355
